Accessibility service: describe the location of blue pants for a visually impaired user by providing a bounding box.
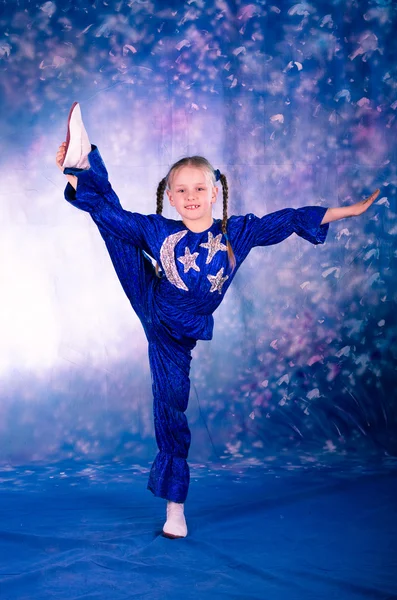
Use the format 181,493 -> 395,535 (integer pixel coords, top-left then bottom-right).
125,244 -> 197,504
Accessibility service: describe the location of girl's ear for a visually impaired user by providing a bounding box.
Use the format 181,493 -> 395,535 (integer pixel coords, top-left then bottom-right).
166,189 -> 174,205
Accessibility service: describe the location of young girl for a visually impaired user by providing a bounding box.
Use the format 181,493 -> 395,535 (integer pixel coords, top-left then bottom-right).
56,102 -> 380,539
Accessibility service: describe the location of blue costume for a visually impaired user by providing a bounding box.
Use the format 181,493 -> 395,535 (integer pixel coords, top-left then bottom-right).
64,146 -> 330,503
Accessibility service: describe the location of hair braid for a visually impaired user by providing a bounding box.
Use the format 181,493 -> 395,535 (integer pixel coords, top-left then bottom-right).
156,177 -> 167,216
154,177 -> 167,278
219,173 -> 236,274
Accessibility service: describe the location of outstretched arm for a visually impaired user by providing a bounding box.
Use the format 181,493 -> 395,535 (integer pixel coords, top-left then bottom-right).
227,188 -> 381,262
319,189 -> 380,224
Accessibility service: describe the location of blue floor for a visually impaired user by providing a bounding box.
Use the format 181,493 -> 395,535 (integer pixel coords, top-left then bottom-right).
0,459 -> 396,600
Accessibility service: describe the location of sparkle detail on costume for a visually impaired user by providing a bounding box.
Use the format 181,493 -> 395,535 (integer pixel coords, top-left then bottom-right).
160,230 -> 189,291
199,232 -> 227,264
207,268 -> 229,294
177,247 -> 200,273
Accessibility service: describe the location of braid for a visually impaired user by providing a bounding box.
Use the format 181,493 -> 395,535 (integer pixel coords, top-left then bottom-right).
219,173 -> 236,273
155,177 -> 167,278
156,177 -> 167,216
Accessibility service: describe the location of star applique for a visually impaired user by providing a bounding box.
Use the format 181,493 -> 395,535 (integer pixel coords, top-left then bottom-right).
200,232 -> 227,264
207,267 -> 229,294
177,247 -> 200,273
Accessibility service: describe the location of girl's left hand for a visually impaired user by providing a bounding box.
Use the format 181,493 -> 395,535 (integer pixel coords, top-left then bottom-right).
350,189 -> 380,217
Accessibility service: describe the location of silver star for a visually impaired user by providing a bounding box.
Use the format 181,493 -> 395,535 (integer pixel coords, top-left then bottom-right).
177,247 -> 200,273
207,267 -> 229,294
200,232 -> 227,264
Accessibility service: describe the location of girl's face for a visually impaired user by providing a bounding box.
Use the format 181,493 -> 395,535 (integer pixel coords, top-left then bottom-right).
166,165 -> 218,228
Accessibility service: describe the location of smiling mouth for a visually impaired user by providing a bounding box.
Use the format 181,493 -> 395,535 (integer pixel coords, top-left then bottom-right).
185,205 -> 200,210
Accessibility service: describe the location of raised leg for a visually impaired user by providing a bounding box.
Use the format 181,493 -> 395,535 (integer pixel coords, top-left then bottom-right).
99,232 -> 157,330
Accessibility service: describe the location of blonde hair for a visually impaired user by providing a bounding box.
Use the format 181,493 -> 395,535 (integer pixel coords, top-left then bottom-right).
155,156 -> 236,278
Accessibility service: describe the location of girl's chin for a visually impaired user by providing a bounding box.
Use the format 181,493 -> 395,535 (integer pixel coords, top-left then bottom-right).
184,211 -> 201,217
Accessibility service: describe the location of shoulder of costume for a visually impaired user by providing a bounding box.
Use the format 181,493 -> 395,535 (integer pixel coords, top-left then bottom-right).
226,213 -> 257,224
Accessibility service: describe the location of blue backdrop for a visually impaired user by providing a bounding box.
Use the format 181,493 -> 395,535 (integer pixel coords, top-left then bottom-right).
0,1 -> 396,599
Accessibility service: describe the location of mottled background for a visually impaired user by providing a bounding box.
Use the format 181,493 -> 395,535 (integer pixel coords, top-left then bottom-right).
1,0 -> 396,473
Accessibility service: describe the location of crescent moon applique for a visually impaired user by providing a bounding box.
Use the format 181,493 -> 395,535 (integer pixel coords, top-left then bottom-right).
199,232 -> 227,264
177,247 -> 200,274
207,267 -> 229,294
160,230 -> 189,291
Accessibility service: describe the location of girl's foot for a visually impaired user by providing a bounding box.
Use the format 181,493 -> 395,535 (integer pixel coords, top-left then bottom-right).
162,501 -> 188,539
62,102 -> 92,170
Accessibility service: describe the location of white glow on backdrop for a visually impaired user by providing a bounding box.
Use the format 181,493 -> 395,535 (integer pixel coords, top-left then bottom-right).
0,160 -> 153,376
0,231 -> 60,374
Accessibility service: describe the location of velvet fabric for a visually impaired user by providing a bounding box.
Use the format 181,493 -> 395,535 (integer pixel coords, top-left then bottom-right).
63,146 -> 330,502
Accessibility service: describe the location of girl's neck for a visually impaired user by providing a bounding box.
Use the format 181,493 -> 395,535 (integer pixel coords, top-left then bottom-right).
182,216 -> 214,233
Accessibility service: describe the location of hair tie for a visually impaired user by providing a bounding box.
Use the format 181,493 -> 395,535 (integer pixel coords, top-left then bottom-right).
214,168 -> 221,181
224,232 -> 229,241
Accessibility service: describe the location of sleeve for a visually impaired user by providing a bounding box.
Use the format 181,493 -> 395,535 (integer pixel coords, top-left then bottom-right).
63,145 -> 157,249
228,206 -> 329,258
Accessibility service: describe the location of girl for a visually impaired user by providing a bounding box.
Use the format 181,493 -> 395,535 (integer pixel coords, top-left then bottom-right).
56,102 -> 380,539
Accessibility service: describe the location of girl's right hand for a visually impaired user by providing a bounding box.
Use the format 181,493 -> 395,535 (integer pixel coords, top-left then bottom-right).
56,142 -> 67,172
349,188 -> 380,217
